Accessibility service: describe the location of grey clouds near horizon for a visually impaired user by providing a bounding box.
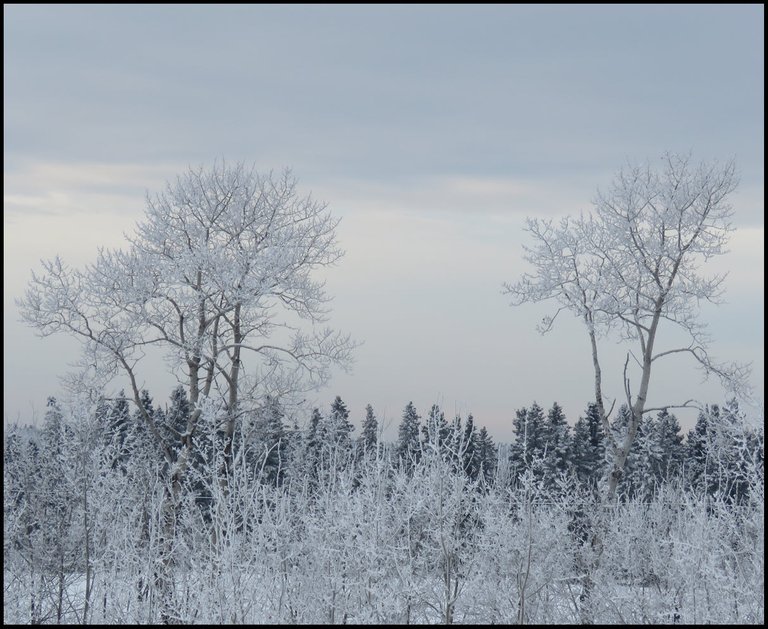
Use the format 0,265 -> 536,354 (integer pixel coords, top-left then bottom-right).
4,4 -> 764,440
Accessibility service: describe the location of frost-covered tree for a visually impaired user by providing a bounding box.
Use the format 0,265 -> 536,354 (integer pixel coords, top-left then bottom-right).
651,409 -> 685,484
685,398 -> 760,504
129,390 -> 158,461
684,404 -> 717,494
19,163 -> 354,470
461,414 -> 479,479
475,425 -> 498,484
504,152 -> 749,502
570,404 -> 606,488
102,391 -> 131,472
322,395 -> 355,450
542,402 -> 571,489
614,407 -> 685,501
504,153 -> 749,623
18,162 -> 356,622
421,403 -> 450,457
247,395 -> 288,486
163,385 -> 191,459
619,411 -> 660,501
310,395 -> 356,476
290,407 -> 325,492
395,402 -> 421,472
359,404 -> 378,454
509,403 -> 547,483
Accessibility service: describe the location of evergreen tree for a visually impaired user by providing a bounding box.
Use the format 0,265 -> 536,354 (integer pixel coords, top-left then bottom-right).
614,407 -> 685,501
543,402 -> 571,488
42,396 -> 65,459
652,409 -> 685,483
161,385 -> 212,513
718,398 -> 752,503
104,391 -> 131,470
300,407 -> 325,485
359,404 -> 378,454
509,402 -> 547,483
462,414 -> 479,480
129,389 -> 160,466
39,397 -> 79,615
251,395 -> 287,486
395,402 -> 421,472
570,402 -> 606,489
621,413 -> 660,500
421,403 -> 450,455
440,413 -> 465,470
165,385 -> 191,456
610,404 -> 632,443
685,405 -> 716,495
305,396 -> 356,478
5,423 -> 44,560
321,395 -> 355,451
4,425 -> 29,510
475,425 -> 497,484
693,398 -> 758,504
283,412 -> 320,496
93,395 -> 111,453
307,407 -> 323,456
508,407 -> 528,482
284,417 -> 305,485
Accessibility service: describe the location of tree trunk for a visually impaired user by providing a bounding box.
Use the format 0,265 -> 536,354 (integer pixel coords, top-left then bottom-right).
156,473 -> 183,625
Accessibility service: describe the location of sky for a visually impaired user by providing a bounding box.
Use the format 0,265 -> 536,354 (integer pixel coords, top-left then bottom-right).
4,4 -> 764,442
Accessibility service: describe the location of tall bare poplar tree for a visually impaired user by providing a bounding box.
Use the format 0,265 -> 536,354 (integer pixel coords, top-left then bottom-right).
504,152 -> 748,502
19,161 -> 355,622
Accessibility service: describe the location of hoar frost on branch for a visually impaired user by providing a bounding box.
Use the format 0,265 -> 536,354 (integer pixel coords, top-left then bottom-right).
18,161 -> 357,623
502,152 -> 751,502
20,162 -> 355,454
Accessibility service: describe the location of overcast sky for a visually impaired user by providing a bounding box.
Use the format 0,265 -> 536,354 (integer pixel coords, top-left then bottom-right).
4,4 -> 764,441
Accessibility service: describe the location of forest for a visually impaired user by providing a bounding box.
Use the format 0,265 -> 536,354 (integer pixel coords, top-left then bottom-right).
3,391 -> 763,624
5,157 -> 764,624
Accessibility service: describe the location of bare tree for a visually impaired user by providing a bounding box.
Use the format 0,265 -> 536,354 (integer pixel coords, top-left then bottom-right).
503,152 -> 749,503
503,153 -> 751,621
18,161 -> 355,623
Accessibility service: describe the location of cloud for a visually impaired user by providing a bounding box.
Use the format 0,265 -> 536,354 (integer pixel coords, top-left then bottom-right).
308,174 -> 597,224
725,227 -> 764,292
3,160 -> 187,218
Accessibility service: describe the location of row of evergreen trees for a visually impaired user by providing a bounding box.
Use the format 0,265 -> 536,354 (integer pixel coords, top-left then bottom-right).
506,399 -> 761,503
8,387 -> 760,508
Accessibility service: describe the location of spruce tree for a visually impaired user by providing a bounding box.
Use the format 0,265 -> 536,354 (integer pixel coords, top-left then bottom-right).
130,389 -> 160,466
322,395 -> 355,451
509,402 -> 546,483
421,403 -> 450,455
165,385 -> 191,454
252,395 -> 287,486
359,404 -> 378,454
621,413 -> 660,500
462,414 -> 479,479
476,425 -> 497,484
652,409 -> 685,484
39,397 -> 78,615
543,402 -> 571,488
395,402 -> 421,472
570,402 -> 606,489
712,398 -> 755,504
302,407 -> 324,485
105,391 -> 131,471
308,407 -> 323,455
685,405 -> 716,495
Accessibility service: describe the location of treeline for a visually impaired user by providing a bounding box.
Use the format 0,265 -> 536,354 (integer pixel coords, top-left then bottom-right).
3,390 -> 763,624
9,387 -> 757,501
